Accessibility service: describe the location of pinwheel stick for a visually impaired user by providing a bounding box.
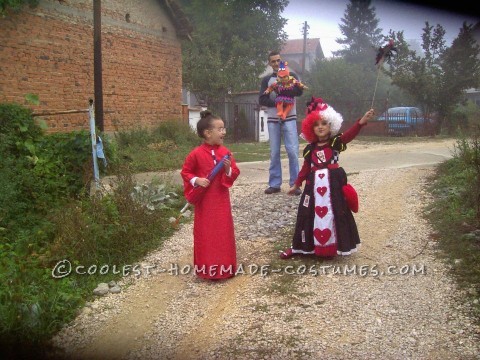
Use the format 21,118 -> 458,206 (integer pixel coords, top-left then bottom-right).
372,40 -> 396,108
371,63 -> 382,108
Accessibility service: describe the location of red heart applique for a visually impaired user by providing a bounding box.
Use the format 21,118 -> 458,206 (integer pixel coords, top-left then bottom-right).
315,206 -> 328,218
314,228 -> 332,245
318,173 -> 325,179
317,186 -> 327,196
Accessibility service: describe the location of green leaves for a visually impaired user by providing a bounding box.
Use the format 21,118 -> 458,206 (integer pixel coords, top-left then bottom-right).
334,0 -> 383,67
0,0 -> 39,17
385,23 -> 480,133
24,93 -> 40,106
180,0 -> 288,102
130,181 -> 179,211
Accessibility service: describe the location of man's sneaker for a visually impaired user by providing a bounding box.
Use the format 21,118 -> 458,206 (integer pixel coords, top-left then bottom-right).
264,187 -> 281,194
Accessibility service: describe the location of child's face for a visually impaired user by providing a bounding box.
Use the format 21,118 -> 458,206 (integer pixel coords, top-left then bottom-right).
313,119 -> 331,140
278,74 -> 290,84
205,119 -> 226,145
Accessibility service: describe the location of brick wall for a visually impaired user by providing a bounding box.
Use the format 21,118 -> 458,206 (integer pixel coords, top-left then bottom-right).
0,0 -> 183,133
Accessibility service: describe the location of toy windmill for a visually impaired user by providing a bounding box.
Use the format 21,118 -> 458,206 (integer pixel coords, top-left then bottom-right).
371,39 -> 397,108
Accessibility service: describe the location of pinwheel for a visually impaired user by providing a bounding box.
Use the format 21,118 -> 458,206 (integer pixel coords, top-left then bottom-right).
375,39 -> 397,66
372,39 -> 397,107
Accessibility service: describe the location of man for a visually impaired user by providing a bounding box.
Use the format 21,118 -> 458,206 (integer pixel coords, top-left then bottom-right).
259,50 -> 303,195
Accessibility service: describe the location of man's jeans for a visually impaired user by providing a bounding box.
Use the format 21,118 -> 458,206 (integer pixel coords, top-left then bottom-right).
267,120 -> 299,188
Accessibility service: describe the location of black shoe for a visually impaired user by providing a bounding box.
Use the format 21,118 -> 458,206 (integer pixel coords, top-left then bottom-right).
293,188 -> 302,196
264,187 -> 281,194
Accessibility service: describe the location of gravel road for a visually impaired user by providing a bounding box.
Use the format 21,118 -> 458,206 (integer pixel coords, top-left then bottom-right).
51,140 -> 480,360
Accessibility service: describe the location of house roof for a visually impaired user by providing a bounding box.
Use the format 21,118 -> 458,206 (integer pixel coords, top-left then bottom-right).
160,0 -> 193,41
282,38 -> 321,55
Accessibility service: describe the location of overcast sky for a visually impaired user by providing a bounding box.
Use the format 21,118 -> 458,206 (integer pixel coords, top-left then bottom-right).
282,0 -> 480,57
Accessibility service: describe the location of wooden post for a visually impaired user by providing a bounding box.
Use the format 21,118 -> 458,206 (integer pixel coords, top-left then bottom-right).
301,21 -> 308,76
93,0 -> 104,132
88,99 -> 100,189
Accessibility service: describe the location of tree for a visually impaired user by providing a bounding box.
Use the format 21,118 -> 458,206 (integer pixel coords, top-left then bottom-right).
0,0 -> 38,16
303,57 -> 411,120
334,0 -> 383,68
384,23 -> 480,133
180,0 -> 288,103
440,23 -> 480,131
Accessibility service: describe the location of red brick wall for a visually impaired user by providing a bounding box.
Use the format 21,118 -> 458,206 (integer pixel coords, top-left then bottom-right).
0,0 -> 183,133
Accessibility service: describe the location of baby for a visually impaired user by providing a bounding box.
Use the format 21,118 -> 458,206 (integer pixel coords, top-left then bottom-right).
263,61 -> 307,120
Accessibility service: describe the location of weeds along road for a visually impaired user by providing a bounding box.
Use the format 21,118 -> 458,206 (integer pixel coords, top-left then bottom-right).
53,138 -> 480,359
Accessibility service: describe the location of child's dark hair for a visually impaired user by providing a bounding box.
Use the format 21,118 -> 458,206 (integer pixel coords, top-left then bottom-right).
197,110 -> 221,138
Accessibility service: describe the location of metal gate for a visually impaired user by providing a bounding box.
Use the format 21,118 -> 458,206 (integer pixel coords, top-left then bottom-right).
208,102 -> 259,142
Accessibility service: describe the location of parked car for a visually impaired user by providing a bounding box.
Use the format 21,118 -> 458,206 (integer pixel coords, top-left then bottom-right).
376,106 -> 426,135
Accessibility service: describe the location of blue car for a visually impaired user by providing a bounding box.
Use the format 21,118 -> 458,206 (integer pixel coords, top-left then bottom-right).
376,107 -> 426,135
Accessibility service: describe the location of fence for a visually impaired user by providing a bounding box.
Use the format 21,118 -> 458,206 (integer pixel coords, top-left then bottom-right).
208,101 -> 259,142
208,98 -> 436,141
32,100 -> 113,190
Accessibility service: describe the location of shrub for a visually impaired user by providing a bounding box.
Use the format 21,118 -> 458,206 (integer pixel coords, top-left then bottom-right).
452,127 -> 480,220
0,104 -> 189,353
113,120 -> 200,172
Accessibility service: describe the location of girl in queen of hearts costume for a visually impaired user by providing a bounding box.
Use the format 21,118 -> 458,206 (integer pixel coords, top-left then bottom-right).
281,97 -> 375,259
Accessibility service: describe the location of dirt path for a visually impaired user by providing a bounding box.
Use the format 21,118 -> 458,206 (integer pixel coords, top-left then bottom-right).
52,140 -> 480,359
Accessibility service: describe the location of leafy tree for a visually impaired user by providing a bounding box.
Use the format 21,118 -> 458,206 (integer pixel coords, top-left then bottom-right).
304,57 -> 411,121
440,23 -> 480,131
0,0 -> 38,16
180,0 -> 288,103
334,0 -> 383,68
384,23 -> 480,133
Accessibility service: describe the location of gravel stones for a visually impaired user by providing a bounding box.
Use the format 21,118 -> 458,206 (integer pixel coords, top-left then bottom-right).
52,167 -> 480,360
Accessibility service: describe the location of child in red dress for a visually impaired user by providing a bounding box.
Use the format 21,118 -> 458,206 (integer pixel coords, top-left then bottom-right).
281,97 -> 375,259
181,111 -> 240,279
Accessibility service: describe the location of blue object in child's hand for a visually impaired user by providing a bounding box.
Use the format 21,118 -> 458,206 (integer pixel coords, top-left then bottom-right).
207,154 -> 231,181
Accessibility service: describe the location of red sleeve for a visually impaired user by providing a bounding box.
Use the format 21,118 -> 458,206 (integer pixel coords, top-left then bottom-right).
221,155 -> 240,188
295,157 -> 311,187
180,150 -> 198,198
340,119 -> 366,144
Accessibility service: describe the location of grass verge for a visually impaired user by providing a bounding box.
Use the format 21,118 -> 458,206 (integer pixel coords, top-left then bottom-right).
424,133 -> 480,322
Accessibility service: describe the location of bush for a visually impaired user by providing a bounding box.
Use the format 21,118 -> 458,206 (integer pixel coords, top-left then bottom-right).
425,129 -> 480,321
0,105 -> 191,353
48,171 -> 183,266
114,120 -> 200,172
0,103 -> 117,352
453,128 -> 480,220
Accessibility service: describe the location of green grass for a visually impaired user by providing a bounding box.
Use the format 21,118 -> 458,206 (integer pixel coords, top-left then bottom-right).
224,141 -> 272,162
424,135 -> 480,322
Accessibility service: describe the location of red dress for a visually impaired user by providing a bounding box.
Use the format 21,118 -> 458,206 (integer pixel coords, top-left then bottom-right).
181,143 -> 240,279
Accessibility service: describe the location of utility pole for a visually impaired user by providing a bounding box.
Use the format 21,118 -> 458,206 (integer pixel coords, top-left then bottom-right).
301,21 -> 309,76
93,0 -> 104,131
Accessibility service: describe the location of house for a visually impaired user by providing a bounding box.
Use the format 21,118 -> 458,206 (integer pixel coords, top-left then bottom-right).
0,0 -> 192,133
280,38 -> 324,75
